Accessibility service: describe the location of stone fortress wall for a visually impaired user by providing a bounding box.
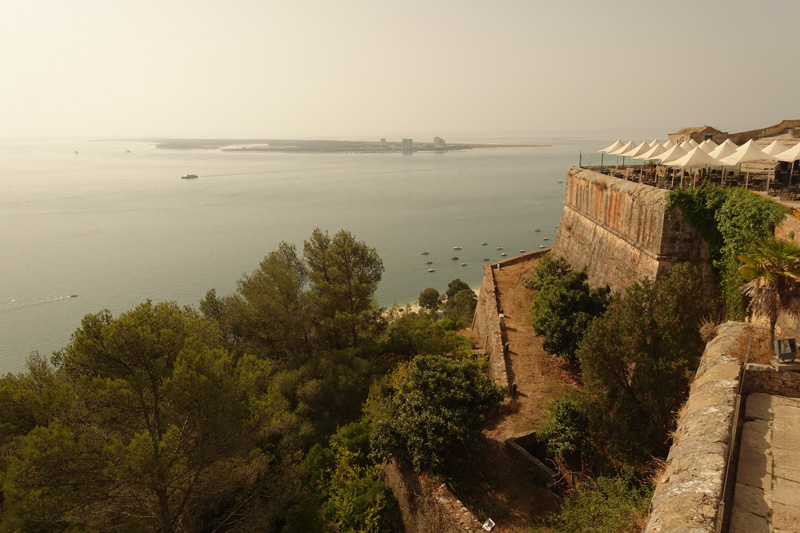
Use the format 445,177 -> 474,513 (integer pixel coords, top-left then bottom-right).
551,167 -> 713,292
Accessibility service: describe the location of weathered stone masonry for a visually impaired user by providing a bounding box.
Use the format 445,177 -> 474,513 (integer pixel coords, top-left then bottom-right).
552,167 -> 713,292
645,322 -> 746,532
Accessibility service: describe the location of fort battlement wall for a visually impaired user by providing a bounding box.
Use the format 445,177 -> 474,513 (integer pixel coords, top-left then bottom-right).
551,167 -> 713,292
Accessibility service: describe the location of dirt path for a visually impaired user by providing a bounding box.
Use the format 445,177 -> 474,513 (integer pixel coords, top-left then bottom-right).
453,256 -> 578,530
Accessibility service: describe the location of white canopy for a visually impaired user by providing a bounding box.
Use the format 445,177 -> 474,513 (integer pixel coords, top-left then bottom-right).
774,143 -> 800,163
610,140 -> 638,156
638,142 -> 667,160
708,139 -> 739,160
598,140 -> 624,153
679,140 -> 697,152
667,146 -> 724,168
698,139 -> 719,153
663,139 -> 676,149
653,144 -> 688,163
762,140 -> 790,157
622,141 -> 653,159
719,139 -> 777,165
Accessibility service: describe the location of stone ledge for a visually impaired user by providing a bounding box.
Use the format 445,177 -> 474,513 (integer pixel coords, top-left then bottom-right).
645,321 -> 745,532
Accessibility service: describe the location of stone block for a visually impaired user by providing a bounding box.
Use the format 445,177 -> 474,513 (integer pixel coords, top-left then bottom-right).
678,405 -> 733,444
685,383 -> 737,416
771,418 -> 800,451
732,483 -> 772,518
735,445 -> 773,490
744,392 -> 774,421
772,448 -> 800,479
772,501 -> 800,532
728,508 -> 770,533
693,361 -> 740,390
740,420 -> 771,452
773,476 -> 800,506
645,491 -> 717,532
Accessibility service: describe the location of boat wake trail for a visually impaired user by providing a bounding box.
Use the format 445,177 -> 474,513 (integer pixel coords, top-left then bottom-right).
1,295 -> 78,312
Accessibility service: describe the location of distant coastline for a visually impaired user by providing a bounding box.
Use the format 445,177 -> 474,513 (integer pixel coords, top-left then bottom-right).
145,138 -> 553,153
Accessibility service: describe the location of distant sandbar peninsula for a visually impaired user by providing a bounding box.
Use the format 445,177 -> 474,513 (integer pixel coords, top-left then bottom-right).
146,138 -> 552,153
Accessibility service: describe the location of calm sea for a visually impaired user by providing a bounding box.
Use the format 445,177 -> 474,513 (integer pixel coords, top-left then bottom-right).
0,135 -> 627,374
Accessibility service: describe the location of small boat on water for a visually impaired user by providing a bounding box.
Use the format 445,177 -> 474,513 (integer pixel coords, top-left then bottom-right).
519,249 -> 526,253
481,242 -> 488,246
460,263 -> 467,266
426,260 -> 433,265
542,237 -> 549,241
421,251 -> 429,255
453,246 -> 462,250
501,253 -> 507,257
496,246 -> 503,250
428,268 -> 435,272
482,257 -> 490,261
181,174 -> 198,179
539,245 -> 547,249
451,256 -> 459,260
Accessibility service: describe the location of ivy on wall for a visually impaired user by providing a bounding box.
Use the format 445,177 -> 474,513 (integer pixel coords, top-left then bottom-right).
666,185 -> 788,319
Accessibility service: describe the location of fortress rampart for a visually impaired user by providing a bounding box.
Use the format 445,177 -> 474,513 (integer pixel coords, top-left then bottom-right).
552,167 -> 713,292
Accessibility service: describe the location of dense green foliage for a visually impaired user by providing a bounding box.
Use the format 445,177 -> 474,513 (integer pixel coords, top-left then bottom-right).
541,475 -> 650,533
0,228 -> 501,531
202,229 -> 385,365
537,390 -> 592,460
371,355 -> 504,473
523,254 -> 610,362
739,236 -> 800,344
286,421 -> 397,533
667,185 -> 788,318
418,287 -> 440,310
304,228 -> 385,350
577,262 -> 710,465
445,278 -> 472,300
443,289 -> 478,328
380,310 -> 473,358
1,302 -> 275,531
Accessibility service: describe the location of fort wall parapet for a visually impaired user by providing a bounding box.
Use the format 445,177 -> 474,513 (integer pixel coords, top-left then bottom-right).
645,321 -> 746,532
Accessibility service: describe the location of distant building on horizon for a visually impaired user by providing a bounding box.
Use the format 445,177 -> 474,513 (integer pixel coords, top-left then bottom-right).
402,138 -> 413,153
433,136 -> 445,148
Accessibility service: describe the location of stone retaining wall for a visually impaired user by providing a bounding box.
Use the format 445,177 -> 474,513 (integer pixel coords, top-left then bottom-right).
472,262 -> 507,391
743,362 -> 800,398
552,167 -> 713,292
645,321 -> 746,532
381,459 -> 482,532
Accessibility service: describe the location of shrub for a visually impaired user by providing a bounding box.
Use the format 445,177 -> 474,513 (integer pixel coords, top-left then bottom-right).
543,475 -> 650,533
524,254 -> 610,362
371,355 -> 504,473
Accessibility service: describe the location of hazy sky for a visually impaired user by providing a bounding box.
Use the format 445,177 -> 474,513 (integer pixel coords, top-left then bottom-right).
2,0 -> 798,140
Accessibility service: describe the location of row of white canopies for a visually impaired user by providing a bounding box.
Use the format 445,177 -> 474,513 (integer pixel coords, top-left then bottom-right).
598,138 -> 800,169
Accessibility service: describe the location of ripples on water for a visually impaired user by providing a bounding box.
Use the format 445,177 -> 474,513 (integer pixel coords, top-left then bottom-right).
0,137 -> 609,374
